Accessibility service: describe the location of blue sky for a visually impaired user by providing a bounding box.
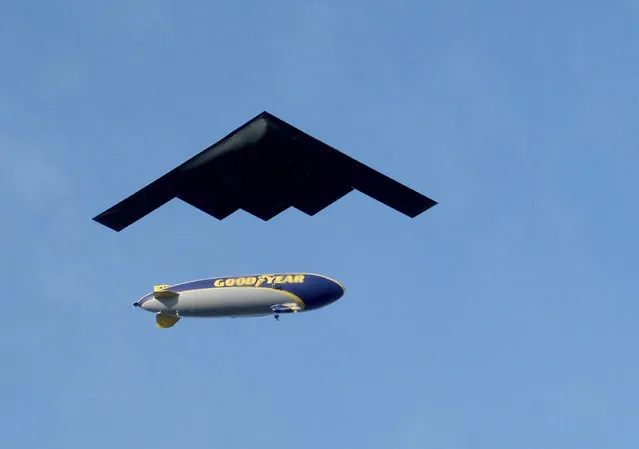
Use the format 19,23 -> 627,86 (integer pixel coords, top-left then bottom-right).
1,1 -> 638,447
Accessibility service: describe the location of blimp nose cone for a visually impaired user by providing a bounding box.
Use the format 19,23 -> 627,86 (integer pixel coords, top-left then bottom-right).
316,278 -> 345,308
282,274 -> 345,311
329,279 -> 345,300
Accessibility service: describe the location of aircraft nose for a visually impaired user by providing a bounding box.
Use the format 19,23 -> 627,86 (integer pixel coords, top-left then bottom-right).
327,279 -> 345,301
291,275 -> 345,311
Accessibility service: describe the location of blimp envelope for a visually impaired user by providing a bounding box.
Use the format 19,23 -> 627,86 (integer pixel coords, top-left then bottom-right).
93,111 -> 437,231
134,272 -> 347,327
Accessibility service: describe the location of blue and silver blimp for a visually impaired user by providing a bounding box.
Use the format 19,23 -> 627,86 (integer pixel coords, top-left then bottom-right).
133,272 -> 345,328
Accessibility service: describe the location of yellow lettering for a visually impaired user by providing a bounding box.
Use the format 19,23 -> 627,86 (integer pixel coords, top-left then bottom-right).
215,275 -> 306,288
265,276 -> 275,284
245,277 -> 256,286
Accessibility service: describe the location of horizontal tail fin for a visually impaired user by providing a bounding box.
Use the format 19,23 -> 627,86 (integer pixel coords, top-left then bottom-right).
153,284 -> 179,299
156,313 -> 180,328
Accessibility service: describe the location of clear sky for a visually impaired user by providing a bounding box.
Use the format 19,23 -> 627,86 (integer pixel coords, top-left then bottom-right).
1,1 -> 638,448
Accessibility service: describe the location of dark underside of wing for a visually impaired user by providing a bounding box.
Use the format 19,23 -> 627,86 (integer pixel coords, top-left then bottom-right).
93,112 -> 437,231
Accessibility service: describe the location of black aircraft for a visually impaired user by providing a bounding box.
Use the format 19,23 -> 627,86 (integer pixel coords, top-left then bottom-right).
93,111 -> 437,231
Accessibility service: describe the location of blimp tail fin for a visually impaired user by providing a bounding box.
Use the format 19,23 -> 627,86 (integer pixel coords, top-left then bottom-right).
153,284 -> 179,299
156,313 -> 180,328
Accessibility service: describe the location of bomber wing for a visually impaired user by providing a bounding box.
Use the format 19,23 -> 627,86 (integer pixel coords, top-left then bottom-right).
93,111 -> 437,231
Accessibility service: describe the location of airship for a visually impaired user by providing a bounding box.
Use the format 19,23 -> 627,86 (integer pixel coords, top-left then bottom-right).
133,272 -> 345,328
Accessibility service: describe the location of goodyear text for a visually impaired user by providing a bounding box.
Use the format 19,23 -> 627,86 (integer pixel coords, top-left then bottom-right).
214,274 -> 305,288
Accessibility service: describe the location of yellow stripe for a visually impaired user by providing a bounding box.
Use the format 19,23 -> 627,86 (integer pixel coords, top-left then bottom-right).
271,289 -> 305,310
154,285 -> 306,309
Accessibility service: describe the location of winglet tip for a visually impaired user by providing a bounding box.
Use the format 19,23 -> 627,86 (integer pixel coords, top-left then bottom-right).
409,198 -> 438,217
92,215 -> 126,232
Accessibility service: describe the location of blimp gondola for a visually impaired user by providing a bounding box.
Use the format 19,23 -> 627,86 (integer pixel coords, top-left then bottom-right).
133,272 -> 345,328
